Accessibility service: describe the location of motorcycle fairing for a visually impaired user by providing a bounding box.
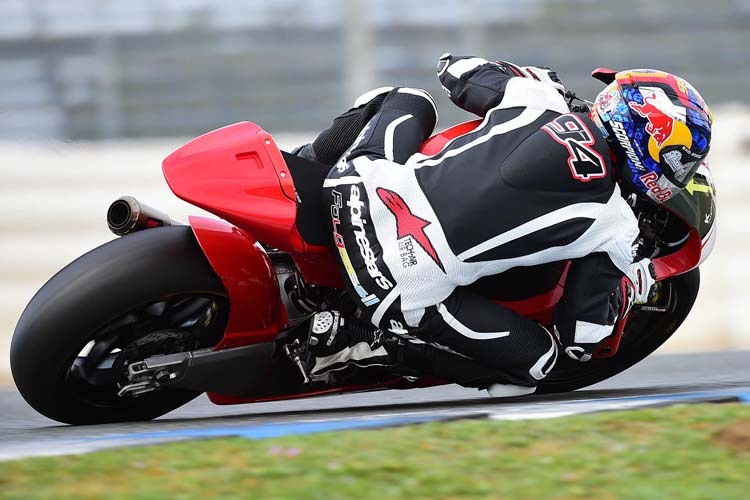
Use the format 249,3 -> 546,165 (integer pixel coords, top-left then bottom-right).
161,118 -> 711,405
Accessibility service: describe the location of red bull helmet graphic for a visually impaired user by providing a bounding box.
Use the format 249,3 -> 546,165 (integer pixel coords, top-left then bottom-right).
591,69 -> 712,204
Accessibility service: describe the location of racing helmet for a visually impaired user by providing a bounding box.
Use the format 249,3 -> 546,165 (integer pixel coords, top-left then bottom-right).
591,69 -> 712,204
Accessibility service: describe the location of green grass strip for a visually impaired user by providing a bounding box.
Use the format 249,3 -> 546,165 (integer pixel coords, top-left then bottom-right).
1,403 -> 749,499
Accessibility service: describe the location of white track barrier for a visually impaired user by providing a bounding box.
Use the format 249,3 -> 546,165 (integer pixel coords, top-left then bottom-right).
1,109 -> 749,381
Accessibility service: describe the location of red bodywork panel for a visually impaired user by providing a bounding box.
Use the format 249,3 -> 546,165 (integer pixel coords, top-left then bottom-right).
163,121 -> 344,289
188,215 -> 282,348
165,122 -> 316,254
420,119 -> 482,156
652,226 -> 703,280
162,118 -> 704,404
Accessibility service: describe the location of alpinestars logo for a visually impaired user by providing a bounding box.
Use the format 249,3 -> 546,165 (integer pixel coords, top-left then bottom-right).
376,188 -> 445,273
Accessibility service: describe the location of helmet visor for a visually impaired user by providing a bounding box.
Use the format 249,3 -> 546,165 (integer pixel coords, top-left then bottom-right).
659,145 -> 707,187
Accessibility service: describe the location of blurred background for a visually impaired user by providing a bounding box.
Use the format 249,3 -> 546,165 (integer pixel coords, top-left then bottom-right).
1,0 -> 749,380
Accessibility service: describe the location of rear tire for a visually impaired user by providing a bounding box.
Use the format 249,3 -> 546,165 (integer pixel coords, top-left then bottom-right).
537,268 -> 700,394
10,226 -> 228,425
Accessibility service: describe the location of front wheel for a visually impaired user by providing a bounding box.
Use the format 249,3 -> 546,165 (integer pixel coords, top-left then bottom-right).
10,226 -> 229,425
537,268 -> 700,394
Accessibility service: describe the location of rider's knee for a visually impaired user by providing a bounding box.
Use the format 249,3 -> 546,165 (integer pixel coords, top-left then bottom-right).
381,87 -> 438,136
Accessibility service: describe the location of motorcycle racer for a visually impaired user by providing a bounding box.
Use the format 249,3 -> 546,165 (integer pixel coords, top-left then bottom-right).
298,54 -> 712,395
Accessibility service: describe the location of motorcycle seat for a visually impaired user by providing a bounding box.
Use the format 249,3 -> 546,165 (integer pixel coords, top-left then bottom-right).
281,151 -> 331,247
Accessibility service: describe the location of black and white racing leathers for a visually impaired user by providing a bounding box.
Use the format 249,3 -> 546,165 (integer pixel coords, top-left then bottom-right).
319,55 -> 640,388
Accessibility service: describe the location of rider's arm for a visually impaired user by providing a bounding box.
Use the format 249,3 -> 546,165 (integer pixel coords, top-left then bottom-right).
437,53 -> 568,117
553,252 -> 624,362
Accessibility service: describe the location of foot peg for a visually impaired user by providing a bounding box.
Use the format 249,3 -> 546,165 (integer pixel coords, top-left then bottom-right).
284,338 -> 311,384
283,311 -> 343,386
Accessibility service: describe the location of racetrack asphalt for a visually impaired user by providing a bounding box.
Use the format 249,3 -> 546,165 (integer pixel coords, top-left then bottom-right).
1,351 -> 749,460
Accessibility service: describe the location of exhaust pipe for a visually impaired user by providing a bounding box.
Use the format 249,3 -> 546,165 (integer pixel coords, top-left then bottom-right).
107,196 -> 175,236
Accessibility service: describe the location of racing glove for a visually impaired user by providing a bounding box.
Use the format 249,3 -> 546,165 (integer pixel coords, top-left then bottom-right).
563,260 -> 656,363
553,253 -> 628,363
491,61 -> 565,95
558,287 -> 621,363
521,66 -> 565,95
482,59 -> 565,96
626,258 -> 657,304
436,53 -> 566,117
562,260 -> 655,363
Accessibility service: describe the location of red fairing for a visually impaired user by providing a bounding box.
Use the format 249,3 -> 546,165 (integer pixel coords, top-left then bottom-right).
189,216 -> 282,348
420,119 -> 482,156
651,227 -> 703,280
164,122 -> 309,253
163,121 -> 344,288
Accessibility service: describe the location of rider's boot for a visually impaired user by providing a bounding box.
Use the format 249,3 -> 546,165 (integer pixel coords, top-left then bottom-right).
306,311 -> 397,383
397,340 -> 537,397
304,311 -> 538,397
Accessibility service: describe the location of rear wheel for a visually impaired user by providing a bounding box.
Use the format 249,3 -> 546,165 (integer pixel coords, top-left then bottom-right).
537,268 -> 700,394
10,226 -> 229,425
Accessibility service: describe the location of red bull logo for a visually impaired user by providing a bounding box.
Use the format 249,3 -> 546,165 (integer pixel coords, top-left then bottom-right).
628,87 -> 686,148
630,97 -> 673,146
639,172 -> 673,202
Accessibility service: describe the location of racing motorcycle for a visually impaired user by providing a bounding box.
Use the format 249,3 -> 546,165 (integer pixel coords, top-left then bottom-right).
10,70 -> 717,424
